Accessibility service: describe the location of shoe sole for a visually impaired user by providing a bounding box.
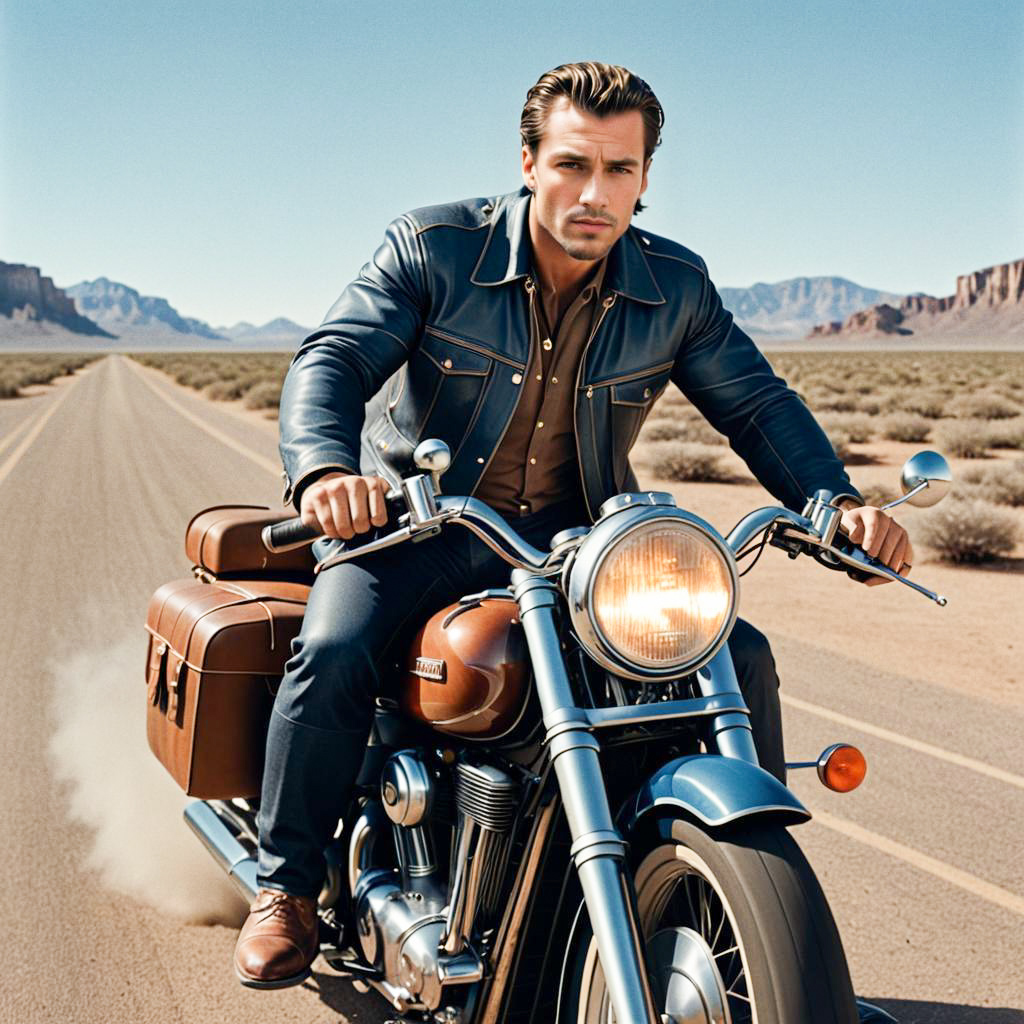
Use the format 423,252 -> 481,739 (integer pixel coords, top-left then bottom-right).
235,964 -> 312,990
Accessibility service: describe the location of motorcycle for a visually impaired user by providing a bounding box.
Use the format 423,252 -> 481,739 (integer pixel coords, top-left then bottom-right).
168,441 -> 952,1024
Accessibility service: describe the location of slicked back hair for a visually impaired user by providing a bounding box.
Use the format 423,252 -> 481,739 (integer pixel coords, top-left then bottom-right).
520,62 -> 664,214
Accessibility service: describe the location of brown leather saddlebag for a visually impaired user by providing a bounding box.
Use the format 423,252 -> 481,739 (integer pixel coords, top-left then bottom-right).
185,505 -> 316,577
145,577 -> 309,798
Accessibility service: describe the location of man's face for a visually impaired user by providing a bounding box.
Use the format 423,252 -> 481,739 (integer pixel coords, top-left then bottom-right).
522,97 -> 650,264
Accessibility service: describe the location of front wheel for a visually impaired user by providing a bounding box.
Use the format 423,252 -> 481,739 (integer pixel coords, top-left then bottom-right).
558,818 -> 857,1024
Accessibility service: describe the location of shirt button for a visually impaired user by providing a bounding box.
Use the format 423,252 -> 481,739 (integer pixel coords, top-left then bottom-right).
535,373 -> 543,381
476,457 -> 485,464
530,457 -> 537,465
512,372 -> 522,384
537,421 -> 544,429
443,358 -> 453,369
551,376 -> 558,384
519,503 -> 529,513
542,339 -> 553,351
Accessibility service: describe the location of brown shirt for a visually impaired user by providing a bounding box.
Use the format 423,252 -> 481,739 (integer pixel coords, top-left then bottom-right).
476,259 -> 609,516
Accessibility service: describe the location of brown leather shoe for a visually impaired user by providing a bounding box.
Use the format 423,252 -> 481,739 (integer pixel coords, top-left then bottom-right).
233,888 -> 319,989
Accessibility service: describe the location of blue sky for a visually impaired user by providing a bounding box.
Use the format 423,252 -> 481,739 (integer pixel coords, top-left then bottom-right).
2,0 -> 1022,327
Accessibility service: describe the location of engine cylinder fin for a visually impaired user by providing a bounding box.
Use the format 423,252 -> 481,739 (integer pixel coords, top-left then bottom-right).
454,761 -> 519,832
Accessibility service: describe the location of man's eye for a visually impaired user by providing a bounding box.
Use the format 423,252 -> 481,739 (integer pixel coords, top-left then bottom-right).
610,166 -> 632,174
558,161 -> 581,169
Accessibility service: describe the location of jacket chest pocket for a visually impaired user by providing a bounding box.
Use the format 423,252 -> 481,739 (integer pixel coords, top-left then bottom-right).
392,328 -> 495,449
604,363 -> 674,481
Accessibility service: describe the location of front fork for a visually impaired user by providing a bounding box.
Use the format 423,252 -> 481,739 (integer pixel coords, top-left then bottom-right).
512,571 -> 761,1024
512,571 -> 660,1024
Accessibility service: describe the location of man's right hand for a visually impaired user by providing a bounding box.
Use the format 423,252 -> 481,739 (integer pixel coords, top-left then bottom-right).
299,472 -> 391,540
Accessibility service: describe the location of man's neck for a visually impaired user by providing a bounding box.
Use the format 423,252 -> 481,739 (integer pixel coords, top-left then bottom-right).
528,199 -> 602,294
528,200 -> 604,327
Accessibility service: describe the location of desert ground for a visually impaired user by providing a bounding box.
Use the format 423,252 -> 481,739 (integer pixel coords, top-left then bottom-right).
0,352 -> 1021,1023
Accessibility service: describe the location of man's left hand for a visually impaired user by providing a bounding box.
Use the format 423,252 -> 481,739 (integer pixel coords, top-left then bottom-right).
838,504 -> 914,586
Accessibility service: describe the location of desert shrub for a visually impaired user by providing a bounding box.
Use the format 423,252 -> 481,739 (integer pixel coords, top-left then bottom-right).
916,497 -> 1019,563
639,418 -> 724,445
203,379 -> 249,401
957,461 -> 1024,507
648,441 -> 732,482
814,392 -> 860,413
855,390 -> 905,415
817,412 -> 874,443
901,390 -> 951,419
880,413 -> 932,443
935,420 -> 994,458
946,391 -> 1021,421
242,380 -> 282,410
986,418 -> 1024,450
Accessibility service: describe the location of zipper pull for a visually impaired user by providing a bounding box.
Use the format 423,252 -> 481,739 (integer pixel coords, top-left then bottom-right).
602,294 -> 616,309
524,278 -> 535,296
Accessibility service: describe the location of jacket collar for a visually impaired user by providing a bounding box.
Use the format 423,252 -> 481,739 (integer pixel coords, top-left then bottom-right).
470,187 -> 666,306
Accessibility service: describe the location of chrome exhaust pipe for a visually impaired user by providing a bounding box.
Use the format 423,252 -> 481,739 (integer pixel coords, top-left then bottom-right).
184,800 -> 258,904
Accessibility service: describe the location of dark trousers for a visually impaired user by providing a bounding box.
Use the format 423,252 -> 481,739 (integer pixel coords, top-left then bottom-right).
257,501 -> 785,898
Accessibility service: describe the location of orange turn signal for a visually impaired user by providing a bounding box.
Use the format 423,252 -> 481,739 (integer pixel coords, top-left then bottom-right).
817,743 -> 867,793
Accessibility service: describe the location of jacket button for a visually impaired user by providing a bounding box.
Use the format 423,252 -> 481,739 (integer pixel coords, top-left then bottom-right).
512,372 -> 523,384
542,339 -> 552,351
586,386 -> 593,399
443,358 -> 453,369
477,457 -> 485,464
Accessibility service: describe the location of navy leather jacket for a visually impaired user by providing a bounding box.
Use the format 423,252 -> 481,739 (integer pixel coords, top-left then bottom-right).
280,188 -> 860,522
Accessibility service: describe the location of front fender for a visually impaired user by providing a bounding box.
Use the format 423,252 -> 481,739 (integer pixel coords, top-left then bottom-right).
620,755 -> 810,834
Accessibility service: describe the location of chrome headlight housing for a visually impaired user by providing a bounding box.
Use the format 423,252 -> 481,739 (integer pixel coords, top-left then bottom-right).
566,495 -> 739,681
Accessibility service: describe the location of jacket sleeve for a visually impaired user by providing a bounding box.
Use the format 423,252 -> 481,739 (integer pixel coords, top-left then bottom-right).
279,215 -> 426,509
670,272 -> 862,513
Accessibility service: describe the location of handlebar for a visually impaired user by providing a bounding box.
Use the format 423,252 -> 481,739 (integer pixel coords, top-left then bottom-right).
263,473 -> 947,605
262,473 -> 559,576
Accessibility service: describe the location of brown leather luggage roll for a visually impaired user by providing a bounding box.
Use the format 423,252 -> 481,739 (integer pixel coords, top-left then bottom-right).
145,576 -> 310,798
185,505 -> 316,577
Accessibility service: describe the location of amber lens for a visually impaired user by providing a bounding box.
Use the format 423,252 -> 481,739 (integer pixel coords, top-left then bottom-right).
591,523 -> 734,670
821,745 -> 867,792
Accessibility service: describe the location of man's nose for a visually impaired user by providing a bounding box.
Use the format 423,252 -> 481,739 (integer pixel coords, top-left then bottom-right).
578,172 -> 609,209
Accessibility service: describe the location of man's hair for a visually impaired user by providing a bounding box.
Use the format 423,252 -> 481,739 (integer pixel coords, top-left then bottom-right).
520,62 -> 664,214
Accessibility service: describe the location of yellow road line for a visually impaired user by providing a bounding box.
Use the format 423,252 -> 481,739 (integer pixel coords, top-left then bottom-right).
811,807 -> 1024,917
0,381 -> 79,488
123,357 -> 282,479
781,692 -> 1024,791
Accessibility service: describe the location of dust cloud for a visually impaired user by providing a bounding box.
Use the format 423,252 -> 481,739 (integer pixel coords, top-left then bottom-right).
48,635 -> 247,926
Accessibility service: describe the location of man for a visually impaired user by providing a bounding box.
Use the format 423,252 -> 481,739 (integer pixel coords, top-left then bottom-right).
234,63 -> 911,1011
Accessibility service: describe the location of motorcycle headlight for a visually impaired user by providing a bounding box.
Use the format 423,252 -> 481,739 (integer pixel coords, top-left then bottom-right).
566,502 -> 738,681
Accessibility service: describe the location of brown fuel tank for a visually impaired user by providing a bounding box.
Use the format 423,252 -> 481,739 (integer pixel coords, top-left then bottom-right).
400,598 -> 529,740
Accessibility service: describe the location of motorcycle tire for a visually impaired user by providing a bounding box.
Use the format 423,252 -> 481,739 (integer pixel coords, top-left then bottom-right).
557,817 -> 857,1024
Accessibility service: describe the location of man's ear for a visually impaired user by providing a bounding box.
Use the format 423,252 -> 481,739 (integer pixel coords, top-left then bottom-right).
521,144 -> 537,192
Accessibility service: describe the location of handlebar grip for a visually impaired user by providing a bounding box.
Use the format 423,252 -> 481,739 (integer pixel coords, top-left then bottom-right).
262,490 -> 408,553
262,517 -> 322,552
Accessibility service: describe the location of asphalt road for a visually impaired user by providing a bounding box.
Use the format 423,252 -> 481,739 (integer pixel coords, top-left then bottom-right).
0,355 -> 1020,1023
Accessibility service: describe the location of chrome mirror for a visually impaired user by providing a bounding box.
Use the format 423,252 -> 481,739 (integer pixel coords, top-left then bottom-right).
881,450 -> 952,511
413,438 -> 451,494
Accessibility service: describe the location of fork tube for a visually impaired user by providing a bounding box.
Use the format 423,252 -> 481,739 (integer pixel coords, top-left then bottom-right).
512,570 -> 658,1024
697,644 -> 761,764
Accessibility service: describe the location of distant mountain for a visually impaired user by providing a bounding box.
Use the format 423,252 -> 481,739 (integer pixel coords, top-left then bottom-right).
720,277 -> 903,339
217,317 -> 310,343
66,278 -> 225,339
0,262 -> 113,338
808,259 -> 1024,342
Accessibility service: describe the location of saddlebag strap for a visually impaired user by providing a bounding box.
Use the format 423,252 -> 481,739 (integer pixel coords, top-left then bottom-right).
146,635 -> 170,707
